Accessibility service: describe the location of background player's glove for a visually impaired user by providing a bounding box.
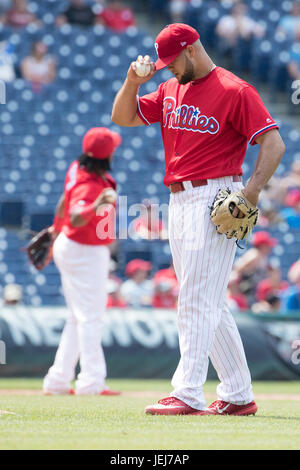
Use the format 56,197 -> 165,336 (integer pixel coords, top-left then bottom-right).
210,188 -> 258,243
26,227 -> 54,271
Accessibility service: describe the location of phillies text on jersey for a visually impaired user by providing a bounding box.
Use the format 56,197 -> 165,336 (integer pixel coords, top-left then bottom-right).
163,97 -> 220,135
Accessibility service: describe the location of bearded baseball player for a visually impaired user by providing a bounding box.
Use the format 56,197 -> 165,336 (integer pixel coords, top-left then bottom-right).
43,127 -> 121,396
112,23 -> 285,416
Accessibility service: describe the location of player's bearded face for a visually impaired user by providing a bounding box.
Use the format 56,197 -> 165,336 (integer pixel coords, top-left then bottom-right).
179,55 -> 195,84
169,53 -> 195,84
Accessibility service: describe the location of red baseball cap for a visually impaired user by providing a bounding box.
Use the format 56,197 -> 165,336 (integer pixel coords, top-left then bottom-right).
82,127 -> 122,160
125,259 -> 152,276
154,23 -> 200,71
252,231 -> 277,248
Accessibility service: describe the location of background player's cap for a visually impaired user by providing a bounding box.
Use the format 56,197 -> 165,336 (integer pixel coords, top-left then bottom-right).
125,259 -> 152,276
82,127 -> 122,159
252,231 -> 277,248
154,23 -> 200,71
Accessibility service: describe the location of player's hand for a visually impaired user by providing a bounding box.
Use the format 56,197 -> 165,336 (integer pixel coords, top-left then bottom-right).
48,225 -> 59,242
231,189 -> 259,218
127,55 -> 156,85
94,188 -> 117,210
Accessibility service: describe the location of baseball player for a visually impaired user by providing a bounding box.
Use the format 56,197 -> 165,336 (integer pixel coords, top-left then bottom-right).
112,23 -> 285,415
43,127 -> 122,396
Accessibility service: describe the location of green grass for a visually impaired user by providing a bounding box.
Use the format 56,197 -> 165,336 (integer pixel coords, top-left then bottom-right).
0,379 -> 299,450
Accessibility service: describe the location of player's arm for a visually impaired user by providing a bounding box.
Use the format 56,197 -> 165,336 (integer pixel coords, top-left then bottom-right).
111,56 -> 156,127
242,129 -> 285,206
70,188 -> 117,227
50,193 -> 65,237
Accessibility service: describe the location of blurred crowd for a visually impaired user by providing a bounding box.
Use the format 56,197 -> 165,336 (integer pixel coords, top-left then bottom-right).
3,229 -> 300,315
0,0 -> 299,90
0,0 -> 299,315
106,229 -> 300,314
0,0 -> 138,89
0,0 -> 136,30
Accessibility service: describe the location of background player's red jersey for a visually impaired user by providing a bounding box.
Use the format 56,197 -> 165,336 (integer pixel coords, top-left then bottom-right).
62,161 -> 117,245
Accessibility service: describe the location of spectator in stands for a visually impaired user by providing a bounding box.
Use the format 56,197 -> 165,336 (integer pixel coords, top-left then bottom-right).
281,259 -> 300,313
287,30 -> 300,81
256,204 -> 283,228
256,266 -> 289,302
3,0 -> 41,28
279,160 -> 300,196
97,0 -> 136,32
234,231 -> 277,305
132,199 -> 168,240
154,262 -> 177,283
21,41 -> 56,92
56,0 -> 96,27
152,278 -> 178,309
169,0 -> 188,23
280,189 -> 300,228
277,0 -> 300,40
106,278 -> 127,308
216,2 -> 264,50
226,270 -> 249,312
120,259 -> 154,308
152,262 -> 179,309
258,175 -> 286,207
288,258 -> 300,284
2,283 -> 22,306
251,294 -> 281,314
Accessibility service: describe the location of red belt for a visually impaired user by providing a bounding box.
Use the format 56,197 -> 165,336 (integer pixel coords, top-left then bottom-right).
169,176 -> 242,194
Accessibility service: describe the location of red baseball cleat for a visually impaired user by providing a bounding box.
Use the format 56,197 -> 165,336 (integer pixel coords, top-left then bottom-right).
43,388 -> 74,396
100,388 -> 121,396
145,397 -> 206,415
191,400 -> 258,416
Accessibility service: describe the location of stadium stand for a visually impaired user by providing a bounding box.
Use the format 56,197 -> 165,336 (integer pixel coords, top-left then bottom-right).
0,0 -> 299,306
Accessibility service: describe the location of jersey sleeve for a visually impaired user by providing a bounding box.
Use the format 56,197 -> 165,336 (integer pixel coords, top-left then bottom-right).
68,181 -> 102,212
136,83 -> 164,126
230,85 -> 279,145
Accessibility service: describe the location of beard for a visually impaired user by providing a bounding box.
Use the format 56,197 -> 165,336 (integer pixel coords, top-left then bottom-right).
178,56 -> 195,84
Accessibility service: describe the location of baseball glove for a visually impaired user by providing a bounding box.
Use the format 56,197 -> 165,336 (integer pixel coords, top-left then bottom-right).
26,227 -> 54,271
210,188 -> 258,243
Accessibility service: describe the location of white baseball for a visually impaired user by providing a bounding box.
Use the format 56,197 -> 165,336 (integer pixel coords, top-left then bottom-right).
135,55 -> 151,77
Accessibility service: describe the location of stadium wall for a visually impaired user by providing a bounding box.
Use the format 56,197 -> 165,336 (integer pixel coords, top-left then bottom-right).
0,307 -> 299,380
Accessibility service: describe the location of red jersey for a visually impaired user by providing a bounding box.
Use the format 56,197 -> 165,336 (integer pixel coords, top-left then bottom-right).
154,267 -> 177,282
137,66 -> 278,187
227,293 -> 249,311
62,161 -> 116,245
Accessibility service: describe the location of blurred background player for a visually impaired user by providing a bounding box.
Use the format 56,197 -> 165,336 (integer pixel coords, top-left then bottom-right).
43,127 -> 122,396
120,258 -> 153,308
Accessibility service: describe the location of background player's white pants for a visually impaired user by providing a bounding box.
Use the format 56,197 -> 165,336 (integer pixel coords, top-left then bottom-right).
169,176 -> 254,410
43,233 -> 110,395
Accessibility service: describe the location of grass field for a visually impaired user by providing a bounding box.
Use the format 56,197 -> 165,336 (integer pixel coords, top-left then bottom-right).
0,378 -> 300,450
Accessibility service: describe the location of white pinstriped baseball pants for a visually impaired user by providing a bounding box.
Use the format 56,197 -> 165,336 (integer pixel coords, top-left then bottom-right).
169,176 -> 253,410
43,233 -> 110,395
